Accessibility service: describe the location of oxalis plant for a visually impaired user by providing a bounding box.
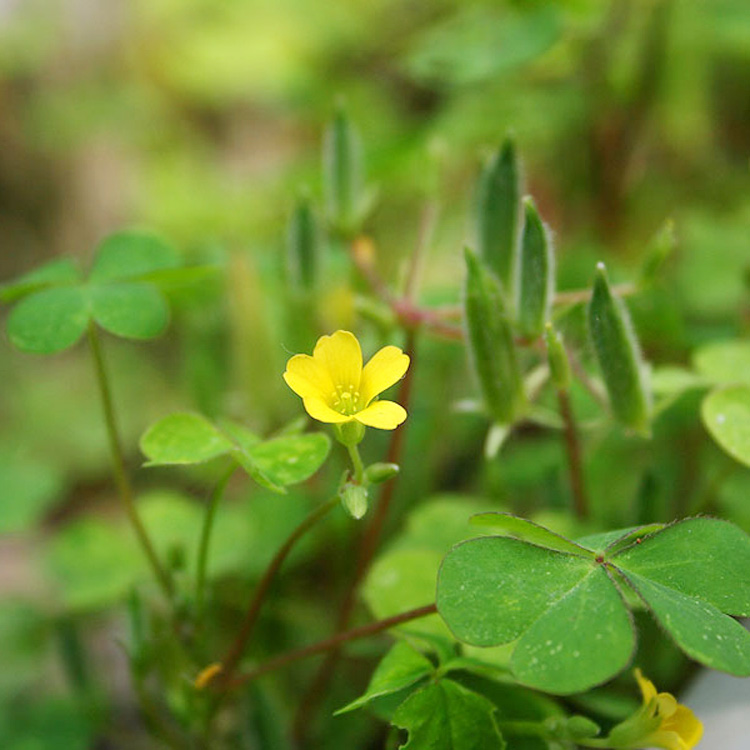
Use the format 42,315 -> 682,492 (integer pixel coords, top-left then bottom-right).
3,112 -> 750,750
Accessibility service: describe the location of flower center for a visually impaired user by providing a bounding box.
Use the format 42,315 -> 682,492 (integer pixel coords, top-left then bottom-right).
331,384 -> 361,416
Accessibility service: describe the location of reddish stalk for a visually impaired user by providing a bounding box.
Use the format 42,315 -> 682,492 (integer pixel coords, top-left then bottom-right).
228,604 -> 437,689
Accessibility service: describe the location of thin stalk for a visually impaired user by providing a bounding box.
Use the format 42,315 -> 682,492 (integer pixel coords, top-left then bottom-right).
347,443 -> 365,484
293,330 -> 417,739
557,387 -> 589,519
228,604 -> 437,688
87,323 -> 173,599
217,495 -> 340,686
195,466 -> 236,616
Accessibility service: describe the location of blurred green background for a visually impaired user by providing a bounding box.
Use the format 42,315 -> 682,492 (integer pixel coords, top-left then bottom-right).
1,0 -> 750,747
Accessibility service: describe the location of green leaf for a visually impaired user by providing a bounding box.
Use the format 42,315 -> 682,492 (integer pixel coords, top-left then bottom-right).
576,524 -> 664,555
475,139 -> 521,291
437,537 -> 593,646
140,413 -> 233,465
510,567 -> 635,693
336,642 -> 434,715
588,263 -> 651,435
464,249 -> 525,424
621,571 -> 750,675
392,679 -> 505,750
612,518 -> 750,616
365,548 -> 449,639
89,282 -> 170,339
0,257 -> 80,303
516,197 -> 553,338
6,286 -> 90,353
89,230 -> 180,283
693,340 -> 750,386
469,513 -> 593,557
249,433 -> 331,486
702,385 -> 750,467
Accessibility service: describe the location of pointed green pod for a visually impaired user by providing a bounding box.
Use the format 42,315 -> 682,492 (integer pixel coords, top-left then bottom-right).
464,248 -> 525,424
323,107 -> 364,235
475,138 -> 522,292
287,196 -> 319,290
588,263 -> 651,434
516,197 -> 554,337
544,323 -> 571,390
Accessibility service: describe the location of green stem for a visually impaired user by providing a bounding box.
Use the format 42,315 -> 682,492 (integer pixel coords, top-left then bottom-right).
87,322 -> 173,599
347,443 -> 365,484
227,604 -> 437,688
195,466 -> 236,616
217,495 -> 340,686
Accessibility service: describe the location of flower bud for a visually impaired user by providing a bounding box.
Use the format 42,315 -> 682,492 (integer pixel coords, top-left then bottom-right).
364,462 -> 399,485
340,482 -> 368,520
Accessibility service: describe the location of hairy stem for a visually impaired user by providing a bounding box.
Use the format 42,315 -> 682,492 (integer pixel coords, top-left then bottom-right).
228,604 -> 437,688
87,323 -> 173,599
557,387 -> 589,519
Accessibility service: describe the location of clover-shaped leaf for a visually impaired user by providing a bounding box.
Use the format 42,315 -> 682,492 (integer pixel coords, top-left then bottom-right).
437,515 -> 750,693
5,231 -> 180,354
140,412 -> 330,492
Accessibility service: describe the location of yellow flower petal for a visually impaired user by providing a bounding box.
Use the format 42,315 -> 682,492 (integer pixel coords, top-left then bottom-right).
313,330 -> 362,390
355,400 -> 407,429
643,729 -> 691,750
635,668 -> 658,704
663,705 -> 703,748
359,345 -> 410,406
284,354 -> 335,401
303,397 -> 352,424
656,692 -> 678,719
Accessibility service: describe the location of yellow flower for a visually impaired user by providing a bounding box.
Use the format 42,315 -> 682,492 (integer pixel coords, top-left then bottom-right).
283,330 -> 409,430
604,670 -> 703,750
631,669 -> 703,750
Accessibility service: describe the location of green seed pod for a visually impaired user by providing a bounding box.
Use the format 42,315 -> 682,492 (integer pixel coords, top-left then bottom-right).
517,197 -> 554,337
340,482 -> 368,520
364,462 -> 399,485
287,196 -> 319,290
588,263 -> 651,435
464,248 -> 525,424
475,138 -> 522,293
544,323 -> 571,391
323,107 -> 364,235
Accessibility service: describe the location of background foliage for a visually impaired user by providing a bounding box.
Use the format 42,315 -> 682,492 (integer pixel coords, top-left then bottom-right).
2,0 -> 750,747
